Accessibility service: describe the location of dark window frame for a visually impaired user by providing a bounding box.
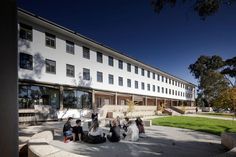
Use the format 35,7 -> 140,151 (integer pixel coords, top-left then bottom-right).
108,56 -> 113,66
66,64 -> 75,77
19,23 -> 33,41
97,71 -> 103,82
66,40 -> 74,54
83,46 -> 90,59
118,60 -> 123,69
83,68 -> 90,80
45,59 -> 56,74
97,52 -> 103,63
127,63 -> 131,72
108,74 -> 114,84
45,32 -> 56,48
20,53 -> 33,70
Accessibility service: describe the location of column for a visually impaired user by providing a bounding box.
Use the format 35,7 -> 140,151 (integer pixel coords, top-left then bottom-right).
92,90 -> 96,109
155,97 -> 157,106
145,96 -> 147,106
115,92 -> 117,105
59,86 -> 64,110
0,1 -> 18,156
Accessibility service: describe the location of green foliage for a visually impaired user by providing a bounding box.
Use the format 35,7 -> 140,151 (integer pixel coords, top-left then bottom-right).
151,0 -> 235,20
189,55 -> 229,106
213,87 -> 236,110
152,116 -> 236,135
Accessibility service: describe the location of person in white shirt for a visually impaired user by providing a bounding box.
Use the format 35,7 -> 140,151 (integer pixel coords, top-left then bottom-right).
124,121 -> 139,142
84,121 -> 106,144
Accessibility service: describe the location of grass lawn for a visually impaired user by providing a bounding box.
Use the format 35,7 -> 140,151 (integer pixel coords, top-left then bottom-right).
152,116 -> 236,135
198,112 -> 235,118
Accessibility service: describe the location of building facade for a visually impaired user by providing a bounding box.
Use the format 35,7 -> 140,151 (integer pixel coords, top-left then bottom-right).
18,9 -> 196,117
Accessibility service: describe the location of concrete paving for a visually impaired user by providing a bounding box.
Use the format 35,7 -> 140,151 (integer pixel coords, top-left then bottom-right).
19,118 -> 227,157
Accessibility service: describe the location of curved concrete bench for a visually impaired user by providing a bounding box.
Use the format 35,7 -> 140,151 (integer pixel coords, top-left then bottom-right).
218,133 -> 236,157
28,130 -> 84,157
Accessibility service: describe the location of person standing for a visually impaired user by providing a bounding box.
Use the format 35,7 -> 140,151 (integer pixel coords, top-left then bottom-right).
91,109 -> 98,122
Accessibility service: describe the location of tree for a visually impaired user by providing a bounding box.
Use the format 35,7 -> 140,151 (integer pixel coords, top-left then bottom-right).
213,87 -> 236,111
189,55 -> 229,106
151,0 -> 235,20
221,56 -> 236,86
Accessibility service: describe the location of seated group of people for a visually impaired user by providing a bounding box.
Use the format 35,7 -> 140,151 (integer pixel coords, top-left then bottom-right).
63,116 -> 146,144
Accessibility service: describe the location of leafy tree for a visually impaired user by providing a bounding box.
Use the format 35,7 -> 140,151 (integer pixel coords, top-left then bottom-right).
189,55 -> 229,106
221,56 -> 236,86
213,87 -> 236,111
151,0 -> 235,20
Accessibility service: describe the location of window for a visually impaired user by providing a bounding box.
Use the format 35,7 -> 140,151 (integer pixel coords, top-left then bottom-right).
166,78 -> 168,83
141,69 -> 145,76
183,93 -> 185,97
108,56 -> 113,66
162,87 -> 164,93
175,90 -> 177,95
45,59 -> 56,74
169,89 -> 171,95
83,68 -> 90,80
45,32 -> 56,48
127,79 -> 131,87
178,82 -> 180,87
172,90 -> 174,95
175,81 -> 177,86
127,63 -> 131,72
83,46 -> 90,59
178,91 -> 180,96
162,76 -> 164,82
172,80 -> 175,85
97,52 -> 103,63
153,73 -> 155,79
97,71 -> 103,82
135,81 -> 138,89
141,82 -> 145,90
169,79 -> 171,84
108,74 -> 114,84
147,84 -> 150,91
19,23 -> 32,41
118,60 -> 123,69
20,53 -> 33,70
147,71 -> 150,78
118,77 -> 123,86
153,85 -> 155,92
135,66 -> 138,74
66,40 -> 74,54
166,88 -> 168,94
157,86 -> 160,93
66,64 -> 74,77
157,74 -> 160,81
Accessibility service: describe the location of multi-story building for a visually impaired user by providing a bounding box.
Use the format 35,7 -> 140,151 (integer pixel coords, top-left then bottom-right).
18,9 -> 196,120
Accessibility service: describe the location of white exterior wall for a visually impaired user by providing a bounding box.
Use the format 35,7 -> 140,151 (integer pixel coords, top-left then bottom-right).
18,11 -> 195,102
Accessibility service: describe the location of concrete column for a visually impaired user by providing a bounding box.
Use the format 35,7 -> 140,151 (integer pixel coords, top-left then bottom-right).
115,92 -> 117,105
92,90 -> 96,109
59,86 -> 64,110
145,97 -> 147,106
0,1 -> 18,156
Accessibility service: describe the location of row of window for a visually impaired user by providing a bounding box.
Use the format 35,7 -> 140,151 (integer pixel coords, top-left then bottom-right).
20,53 -> 75,77
20,52 -> 191,98
19,23 -> 188,90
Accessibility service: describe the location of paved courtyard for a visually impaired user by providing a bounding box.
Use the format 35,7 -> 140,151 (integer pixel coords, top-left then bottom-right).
19,119 -> 227,157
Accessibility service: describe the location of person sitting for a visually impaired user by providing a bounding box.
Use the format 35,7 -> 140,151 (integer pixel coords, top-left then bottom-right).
84,121 -> 106,144
63,117 -> 73,143
72,119 -> 84,142
135,117 -> 147,138
122,117 -> 129,132
124,121 -> 139,142
107,119 -> 120,142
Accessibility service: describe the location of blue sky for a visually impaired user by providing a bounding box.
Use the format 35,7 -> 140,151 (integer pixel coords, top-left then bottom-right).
17,0 -> 236,85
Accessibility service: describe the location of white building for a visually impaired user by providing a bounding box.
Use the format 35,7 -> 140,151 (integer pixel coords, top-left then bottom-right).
18,9 -> 196,120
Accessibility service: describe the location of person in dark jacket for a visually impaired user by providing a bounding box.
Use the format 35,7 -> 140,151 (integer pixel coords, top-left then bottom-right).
91,109 -> 98,122
107,119 -> 120,142
63,117 -> 73,143
72,119 -> 84,142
